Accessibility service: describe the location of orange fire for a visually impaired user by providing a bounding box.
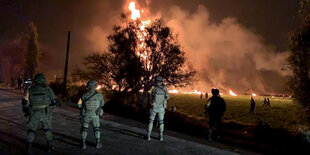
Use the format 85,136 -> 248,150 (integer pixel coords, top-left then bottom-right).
169,89 -> 179,94
128,2 -> 140,20
96,85 -> 102,90
128,2 -> 152,70
229,90 -> 237,96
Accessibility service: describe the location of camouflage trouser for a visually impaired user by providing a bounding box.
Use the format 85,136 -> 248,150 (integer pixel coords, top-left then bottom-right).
81,115 -> 100,140
148,107 -> 165,133
27,109 -> 53,143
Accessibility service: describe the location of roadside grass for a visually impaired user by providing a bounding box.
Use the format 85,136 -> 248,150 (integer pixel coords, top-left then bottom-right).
167,94 -> 309,131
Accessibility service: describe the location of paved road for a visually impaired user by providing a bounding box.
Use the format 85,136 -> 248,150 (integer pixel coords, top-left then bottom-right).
0,88 -> 244,155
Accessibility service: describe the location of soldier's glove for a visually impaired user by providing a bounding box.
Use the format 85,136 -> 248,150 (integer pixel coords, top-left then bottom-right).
79,115 -> 84,124
96,108 -> 104,117
163,100 -> 167,109
51,99 -> 61,107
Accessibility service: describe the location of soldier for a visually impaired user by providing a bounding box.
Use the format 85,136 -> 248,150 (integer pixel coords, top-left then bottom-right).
146,76 -> 170,141
77,80 -> 104,149
250,97 -> 255,114
205,92 -> 208,99
21,74 -> 59,152
205,88 -> 226,141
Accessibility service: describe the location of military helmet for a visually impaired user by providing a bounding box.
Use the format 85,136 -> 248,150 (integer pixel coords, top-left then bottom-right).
87,80 -> 98,89
155,76 -> 163,82
211,88 -> 219,96
34,74 -> 46,85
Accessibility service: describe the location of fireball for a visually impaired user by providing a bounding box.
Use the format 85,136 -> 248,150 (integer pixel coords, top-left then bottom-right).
252,93 -> 257,97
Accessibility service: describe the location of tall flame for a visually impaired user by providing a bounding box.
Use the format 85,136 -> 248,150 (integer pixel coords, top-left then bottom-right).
128,1 -> 152,70
128,2 -> 140,20
229,90 -> 237,96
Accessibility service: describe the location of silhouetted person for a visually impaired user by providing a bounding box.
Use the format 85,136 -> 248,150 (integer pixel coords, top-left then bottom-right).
200,92 -> 203,99
267,98 -> 271,107
250,97 -> 255,114
263,98 -> 267,106
205,92 -> 208,99
205,88 -> 226,141
17,76 -> 23,92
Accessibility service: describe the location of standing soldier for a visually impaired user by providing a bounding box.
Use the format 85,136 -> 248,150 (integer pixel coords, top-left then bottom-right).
205,92 -> 208,99
77,80 -> 104,149
250,97 -> 255,114
205,88 -> 226,141
21,74 -> 59,152
146,76 -> 170,141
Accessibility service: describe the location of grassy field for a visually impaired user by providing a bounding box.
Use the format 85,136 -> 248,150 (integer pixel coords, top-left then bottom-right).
167,94 -> 309,131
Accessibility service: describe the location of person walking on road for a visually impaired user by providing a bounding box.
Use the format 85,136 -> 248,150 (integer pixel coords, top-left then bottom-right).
17,76 -> 23,92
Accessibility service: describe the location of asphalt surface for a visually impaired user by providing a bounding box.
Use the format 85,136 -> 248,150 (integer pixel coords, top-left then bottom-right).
0,88 -> 254,155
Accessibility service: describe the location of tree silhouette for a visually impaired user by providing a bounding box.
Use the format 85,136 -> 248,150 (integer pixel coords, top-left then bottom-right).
288,0 -> 310,113
74,18 -> 196,93
24,22 -> 40,79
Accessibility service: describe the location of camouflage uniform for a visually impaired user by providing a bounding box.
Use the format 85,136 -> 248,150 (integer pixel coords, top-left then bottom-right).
77,80 -> 104,149
22,74 -> 58,152
147,76 -> 169,141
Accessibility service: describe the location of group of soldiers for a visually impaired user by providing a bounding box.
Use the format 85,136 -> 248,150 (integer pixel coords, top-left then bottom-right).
21,74 -> 227,153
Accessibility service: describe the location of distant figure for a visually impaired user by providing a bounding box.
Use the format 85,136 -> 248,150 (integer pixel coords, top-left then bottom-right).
205,92 -> 208,99
17,76 -> 23,92
205,88 -> 226,141
200,92 -> 203,99
267,98 -> 271,107
23,76 -> 32,93
263,98 -> 267,106
250,97 -> 255,114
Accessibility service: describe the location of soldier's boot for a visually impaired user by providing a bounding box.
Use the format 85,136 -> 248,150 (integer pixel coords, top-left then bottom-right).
82,139 -> 86,149
47,141 -> 55,152
26,142 -> 32,155
159,120 -> 164,141
159,132 -> 164,141
146,131 -> 151,141
208,129 -> 212,141
96,139 -> 102,149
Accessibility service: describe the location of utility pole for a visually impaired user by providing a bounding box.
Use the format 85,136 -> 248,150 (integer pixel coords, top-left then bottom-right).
62,31 -> 70,96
